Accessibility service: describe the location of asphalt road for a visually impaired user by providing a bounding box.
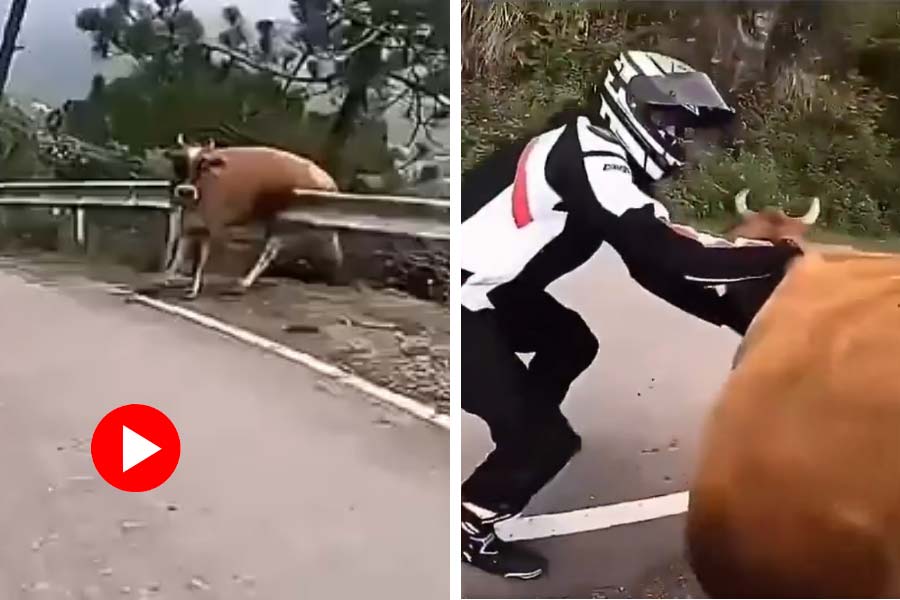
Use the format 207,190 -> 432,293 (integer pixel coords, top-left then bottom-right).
462,245 -> 742,599
0,267 -> 448,599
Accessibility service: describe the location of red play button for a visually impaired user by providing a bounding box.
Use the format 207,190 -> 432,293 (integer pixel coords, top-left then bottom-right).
91,404 -> 181,492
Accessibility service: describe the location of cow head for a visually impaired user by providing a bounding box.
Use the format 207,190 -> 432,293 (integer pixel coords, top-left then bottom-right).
167,134 -> 226,206
726,188 -> 820,245
719,189 -> 820,339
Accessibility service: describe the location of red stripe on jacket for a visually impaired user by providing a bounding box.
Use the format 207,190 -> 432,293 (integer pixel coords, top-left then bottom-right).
511,139 -> 537,228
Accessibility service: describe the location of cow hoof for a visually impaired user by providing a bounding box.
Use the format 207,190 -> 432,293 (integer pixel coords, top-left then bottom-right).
219,285 -> 247,298
159,276 -> 190,289
183,290 -> 199,301
251,279 -> 277,289
132,286 -> 161,297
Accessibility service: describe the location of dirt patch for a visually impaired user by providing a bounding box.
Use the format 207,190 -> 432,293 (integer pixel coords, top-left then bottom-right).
0,251 -> 449,414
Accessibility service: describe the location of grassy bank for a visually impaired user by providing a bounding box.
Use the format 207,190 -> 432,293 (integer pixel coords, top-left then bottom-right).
462,1 -> 900,240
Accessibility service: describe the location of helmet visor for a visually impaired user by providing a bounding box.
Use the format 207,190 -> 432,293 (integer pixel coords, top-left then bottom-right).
645,104 -> 735,134
628,71 -> 734,113
640,102 -> 736,163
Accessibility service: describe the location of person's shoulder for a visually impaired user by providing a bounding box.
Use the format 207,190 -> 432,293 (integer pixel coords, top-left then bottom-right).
579,120 -> 621,147
462,109 -> 579,180
541,103 -> 590,130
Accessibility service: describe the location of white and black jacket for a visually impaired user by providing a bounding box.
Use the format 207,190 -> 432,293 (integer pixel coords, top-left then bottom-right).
461,115 -> 801,335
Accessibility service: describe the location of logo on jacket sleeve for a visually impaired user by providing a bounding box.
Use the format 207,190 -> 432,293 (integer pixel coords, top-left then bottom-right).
603,162 -> 631,175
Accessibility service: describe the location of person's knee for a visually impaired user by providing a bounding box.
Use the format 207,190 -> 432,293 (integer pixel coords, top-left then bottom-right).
562,311 -> 598,369
574,324 -> 599,365
494,413 -> 580,463
553,429 -> 582,464
540,416 -> 582,463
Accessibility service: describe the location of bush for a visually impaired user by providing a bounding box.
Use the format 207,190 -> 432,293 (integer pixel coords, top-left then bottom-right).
0,101 -> 50,179
662,75 -> 900,235
463,1 -> 624,83
462,1 -> 623,170
462,2 -> 900,237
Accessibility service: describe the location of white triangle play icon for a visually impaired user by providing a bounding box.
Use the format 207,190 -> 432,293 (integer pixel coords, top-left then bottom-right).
122,425 -> 161,472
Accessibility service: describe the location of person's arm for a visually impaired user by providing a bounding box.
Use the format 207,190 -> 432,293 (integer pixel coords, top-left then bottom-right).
666,222 -> 770,248
569,118 -> 801,328
609,206 -> 798,332
608,204 -> 803,286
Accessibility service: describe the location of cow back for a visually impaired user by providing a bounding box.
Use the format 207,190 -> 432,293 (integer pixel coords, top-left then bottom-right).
195,146 -> 337,228
688,249 -> 900,598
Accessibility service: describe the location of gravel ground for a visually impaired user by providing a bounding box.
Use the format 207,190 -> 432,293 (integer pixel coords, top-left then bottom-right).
0,251 -> 449,415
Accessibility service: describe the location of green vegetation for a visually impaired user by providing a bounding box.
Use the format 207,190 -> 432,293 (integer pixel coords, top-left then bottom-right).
0,99 -> 48,179
2,0 -> 449,192
463,1 -> 900,238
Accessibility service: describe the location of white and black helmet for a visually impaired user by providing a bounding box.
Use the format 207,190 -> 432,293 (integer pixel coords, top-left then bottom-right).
597,50 -> 736,181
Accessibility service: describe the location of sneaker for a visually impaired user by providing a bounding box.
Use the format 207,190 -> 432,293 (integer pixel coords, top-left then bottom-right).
461,503 -> 547,580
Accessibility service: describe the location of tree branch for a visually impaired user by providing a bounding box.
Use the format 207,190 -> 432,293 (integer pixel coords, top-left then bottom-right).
202,41 -> 338,84
338,27 -> 381,58
204,39 -> 448,113
281,46 -> 313,94
387,72 -> 449,108
380,87 -> 411,113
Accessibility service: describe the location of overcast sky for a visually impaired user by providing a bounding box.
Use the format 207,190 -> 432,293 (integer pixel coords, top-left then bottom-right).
6,0 -> 292,104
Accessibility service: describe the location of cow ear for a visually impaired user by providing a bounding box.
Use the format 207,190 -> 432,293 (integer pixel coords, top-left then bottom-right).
199,155 -> 226,173
206,155 -> 226,168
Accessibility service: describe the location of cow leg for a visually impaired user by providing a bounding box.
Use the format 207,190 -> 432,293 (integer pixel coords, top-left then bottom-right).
185,237 -> 211,300
711,25 -> 725,64
729,62 -> 740,92
162,234 -> 193,285
240,235 -> 283,290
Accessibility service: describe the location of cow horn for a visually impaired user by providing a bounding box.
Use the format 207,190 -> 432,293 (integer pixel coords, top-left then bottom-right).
734,188 -> 754,216
176,133 -> 185,146
799,196 -> 820,225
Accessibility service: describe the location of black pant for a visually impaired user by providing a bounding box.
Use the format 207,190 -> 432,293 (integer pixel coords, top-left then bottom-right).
461,289 -> 599,514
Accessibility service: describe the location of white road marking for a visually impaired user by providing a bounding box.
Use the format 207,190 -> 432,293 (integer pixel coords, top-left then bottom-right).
128,293 -> 450,431
496,491 -> 690,541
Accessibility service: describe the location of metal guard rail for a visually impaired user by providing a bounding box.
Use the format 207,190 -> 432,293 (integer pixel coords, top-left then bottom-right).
0,180 -> 449,215
0,181 -> 450,264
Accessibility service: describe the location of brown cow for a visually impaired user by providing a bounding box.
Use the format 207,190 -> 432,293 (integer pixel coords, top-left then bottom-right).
687,190 -> 900,598
729,188 -> 820,244
163,135 -> 340,298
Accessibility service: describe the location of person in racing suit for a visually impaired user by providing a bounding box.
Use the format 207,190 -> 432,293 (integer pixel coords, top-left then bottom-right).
460,50 -> 803,580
